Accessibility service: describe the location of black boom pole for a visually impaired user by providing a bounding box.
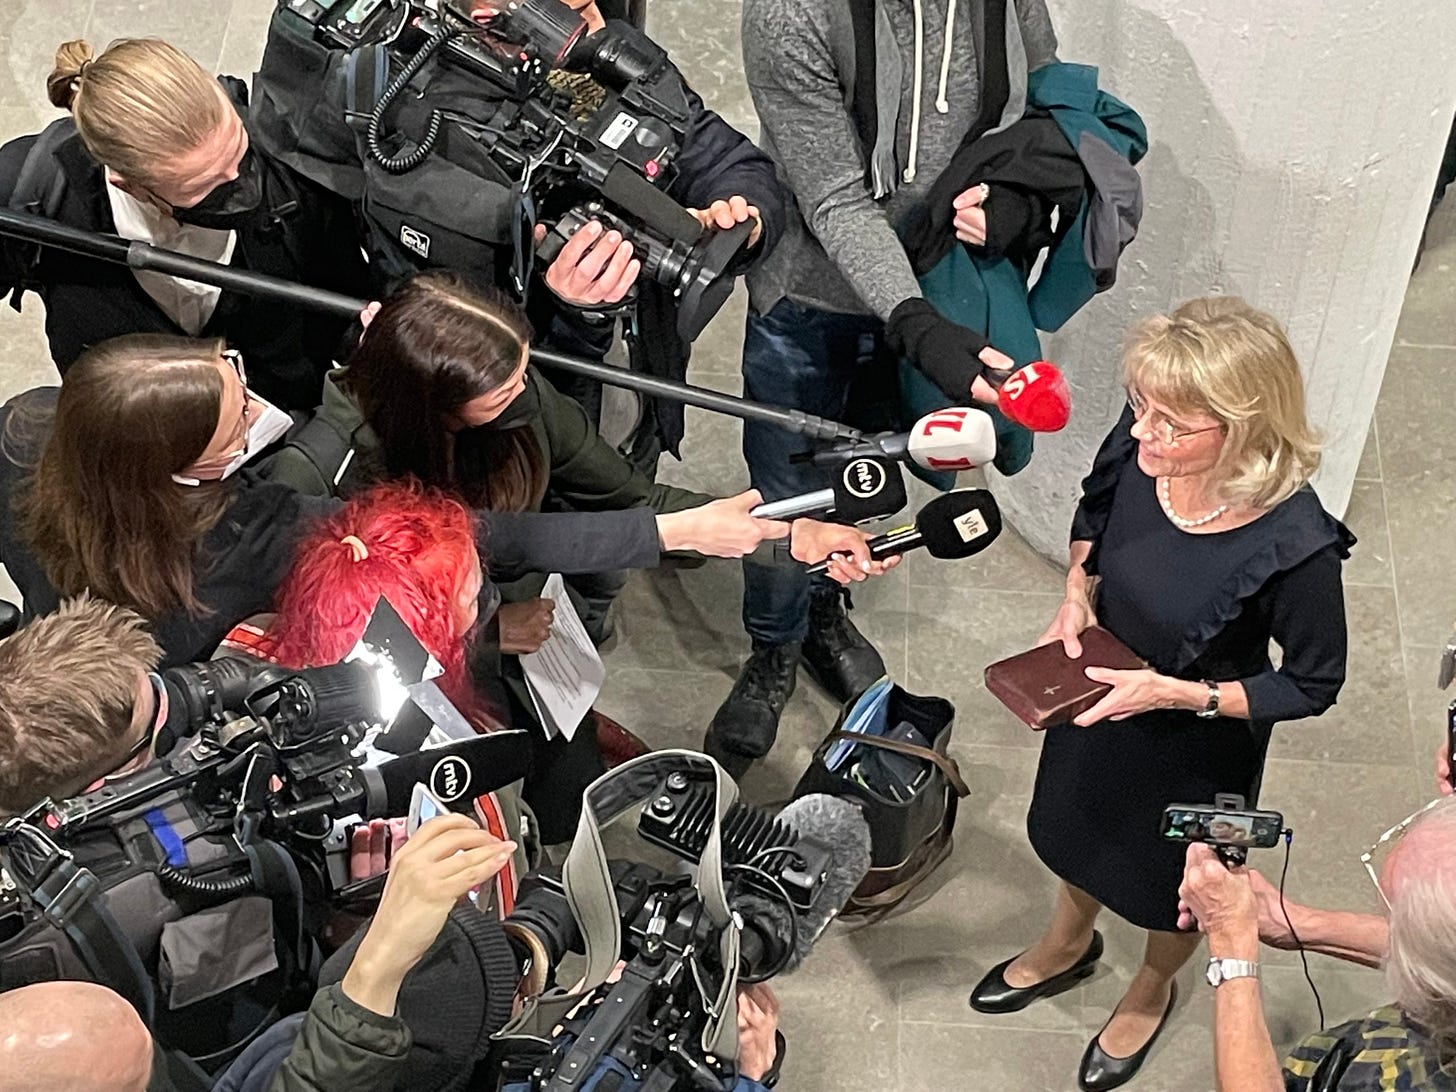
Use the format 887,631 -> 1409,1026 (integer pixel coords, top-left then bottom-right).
0,208 -> 862,444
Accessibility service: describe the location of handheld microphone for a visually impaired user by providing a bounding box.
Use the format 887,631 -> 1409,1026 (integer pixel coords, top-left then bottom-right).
807,407 -> 998,473
733,793 -> 872,976
361,732 -> 534,819
992,361 -> 1071,432
750,456 -> 907,523
806,488 -> 1002,575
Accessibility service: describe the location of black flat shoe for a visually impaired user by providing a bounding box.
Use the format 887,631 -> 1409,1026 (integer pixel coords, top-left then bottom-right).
968,930 -> 1103,1014
1077,981 -> 1179,1092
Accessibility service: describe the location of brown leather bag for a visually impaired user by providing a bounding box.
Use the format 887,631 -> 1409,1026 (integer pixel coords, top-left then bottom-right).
984,626 -> 1146,729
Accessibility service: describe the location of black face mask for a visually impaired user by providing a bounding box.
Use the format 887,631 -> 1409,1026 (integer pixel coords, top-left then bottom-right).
170,146 -> 264,229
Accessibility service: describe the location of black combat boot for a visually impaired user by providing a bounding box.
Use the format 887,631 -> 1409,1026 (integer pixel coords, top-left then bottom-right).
800,585 -> 886,703
703,641 -> 802,778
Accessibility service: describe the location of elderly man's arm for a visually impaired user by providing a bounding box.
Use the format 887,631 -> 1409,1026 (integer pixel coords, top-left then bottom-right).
1248,870 -> 1388,969
1207,942 -> 1284,1091
1179,844 -> 1286,1092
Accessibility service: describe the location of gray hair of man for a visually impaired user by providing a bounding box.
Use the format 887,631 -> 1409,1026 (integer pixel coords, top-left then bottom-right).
1384,794 -> 1456,1050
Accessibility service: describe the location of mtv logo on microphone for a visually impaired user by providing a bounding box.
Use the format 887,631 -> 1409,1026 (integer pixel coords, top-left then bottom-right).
430,754 -> 471,802
841,457 -> 888,499
953,509 -> 991,543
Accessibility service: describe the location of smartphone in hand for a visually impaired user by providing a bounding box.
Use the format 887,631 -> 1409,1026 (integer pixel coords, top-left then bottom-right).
406,781 -> 449,837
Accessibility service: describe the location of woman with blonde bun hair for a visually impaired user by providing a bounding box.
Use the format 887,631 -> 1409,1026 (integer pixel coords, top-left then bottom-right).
970,297 -> 1354,1092
0,36 -> 368,409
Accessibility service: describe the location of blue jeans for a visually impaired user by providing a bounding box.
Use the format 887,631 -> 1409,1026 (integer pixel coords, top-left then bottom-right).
740,298 -> 884,645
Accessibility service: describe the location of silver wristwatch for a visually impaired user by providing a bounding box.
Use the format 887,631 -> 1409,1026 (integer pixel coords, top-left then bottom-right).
1205,957 -> 1258,987
1196,680 -> 1221,719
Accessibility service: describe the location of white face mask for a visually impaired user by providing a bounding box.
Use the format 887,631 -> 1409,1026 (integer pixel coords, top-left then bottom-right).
172,395 -> 292,486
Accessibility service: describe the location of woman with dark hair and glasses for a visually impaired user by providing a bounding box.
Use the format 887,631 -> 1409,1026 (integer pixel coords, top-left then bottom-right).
0,333 -> 813,667
968,298 -> 1354,1092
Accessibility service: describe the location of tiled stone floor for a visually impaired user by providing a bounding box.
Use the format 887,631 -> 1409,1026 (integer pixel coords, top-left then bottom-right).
1,2 -> 1453,1088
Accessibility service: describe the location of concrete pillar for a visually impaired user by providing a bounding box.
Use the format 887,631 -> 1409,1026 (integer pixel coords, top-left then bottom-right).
996,0 -> 1456,559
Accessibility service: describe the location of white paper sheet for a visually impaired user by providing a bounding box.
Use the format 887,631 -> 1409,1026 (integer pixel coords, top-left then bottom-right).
519,573 -> 605,741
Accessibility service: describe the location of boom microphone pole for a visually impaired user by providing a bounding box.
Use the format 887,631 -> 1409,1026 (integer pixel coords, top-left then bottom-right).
0,208 -> 862,444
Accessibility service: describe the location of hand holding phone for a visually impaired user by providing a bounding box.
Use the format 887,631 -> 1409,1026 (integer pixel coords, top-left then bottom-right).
1161,795 -> 1285,868
407,782 -> 450,837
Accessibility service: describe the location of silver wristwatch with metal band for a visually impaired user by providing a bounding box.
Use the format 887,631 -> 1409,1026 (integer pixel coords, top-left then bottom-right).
1205,957 -> 1258,987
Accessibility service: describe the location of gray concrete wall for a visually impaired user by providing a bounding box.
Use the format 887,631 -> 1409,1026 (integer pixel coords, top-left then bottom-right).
996,0 -> 1456,558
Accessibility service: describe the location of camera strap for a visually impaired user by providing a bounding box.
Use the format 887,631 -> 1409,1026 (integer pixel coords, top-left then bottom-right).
497,750 -> 742,1060
1,819 -> 156,1024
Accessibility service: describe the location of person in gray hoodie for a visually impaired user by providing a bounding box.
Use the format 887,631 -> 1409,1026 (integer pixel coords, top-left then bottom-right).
708,0 -> 1057,776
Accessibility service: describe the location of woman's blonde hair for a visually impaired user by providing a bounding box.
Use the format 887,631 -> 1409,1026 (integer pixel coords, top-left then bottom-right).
47,38 -> 226,189
1122,296 -> 1321,508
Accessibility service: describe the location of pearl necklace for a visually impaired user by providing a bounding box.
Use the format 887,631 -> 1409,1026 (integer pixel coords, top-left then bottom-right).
1159,477 -> 1229,529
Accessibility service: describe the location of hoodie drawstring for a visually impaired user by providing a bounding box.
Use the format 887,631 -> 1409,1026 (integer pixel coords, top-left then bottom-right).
903,0 -> 926,183
905,0 -> 960,182
936,0 -> 957,113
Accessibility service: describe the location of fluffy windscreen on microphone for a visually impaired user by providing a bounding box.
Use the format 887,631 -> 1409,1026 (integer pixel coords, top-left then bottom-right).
997,361 -> 1071,432
775,794 -> 872,971
916,489 -> 1003,559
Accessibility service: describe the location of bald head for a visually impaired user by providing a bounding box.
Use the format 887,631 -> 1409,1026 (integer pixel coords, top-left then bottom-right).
1381,798 -> 1456,905
0,982 -> 152,1092
1384,797 -> 1456,1041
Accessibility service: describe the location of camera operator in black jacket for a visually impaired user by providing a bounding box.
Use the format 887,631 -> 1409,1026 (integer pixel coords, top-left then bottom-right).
0,37 -> 371,411
255,0 -> 785,461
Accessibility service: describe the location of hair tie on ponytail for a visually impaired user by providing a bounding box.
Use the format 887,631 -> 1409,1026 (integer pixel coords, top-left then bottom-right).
340,535 -> 370,562
77,59 -> 93,77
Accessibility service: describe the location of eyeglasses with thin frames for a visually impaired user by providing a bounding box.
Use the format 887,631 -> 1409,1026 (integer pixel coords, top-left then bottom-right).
114,671 -> 167,772
173,350 -> 250,486
1360,797 -> 1445,910
216,349 -> 251,462
1126,388 -> 1223,447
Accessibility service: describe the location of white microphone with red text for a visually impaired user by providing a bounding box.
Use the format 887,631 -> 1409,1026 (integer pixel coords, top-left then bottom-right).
808,406 -> 998,473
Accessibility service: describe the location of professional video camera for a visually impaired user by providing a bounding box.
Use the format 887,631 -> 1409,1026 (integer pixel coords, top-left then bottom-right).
0,649 -> 526,1070
266,0 -> 752,339
484,754 -> 871,1090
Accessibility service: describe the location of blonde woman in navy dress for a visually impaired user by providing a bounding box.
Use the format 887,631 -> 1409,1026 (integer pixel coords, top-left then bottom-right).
971,298 -> 1353,1091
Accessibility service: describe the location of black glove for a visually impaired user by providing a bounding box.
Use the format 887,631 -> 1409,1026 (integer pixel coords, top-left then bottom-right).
976,184 -> 1056,271
884,298 -> 996,402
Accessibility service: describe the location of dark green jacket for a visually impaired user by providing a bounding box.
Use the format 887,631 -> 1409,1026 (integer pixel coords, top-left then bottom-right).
264,984 -> 410,1092
259,368 -> 710,517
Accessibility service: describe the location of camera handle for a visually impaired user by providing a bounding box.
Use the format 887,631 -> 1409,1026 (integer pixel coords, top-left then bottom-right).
1214,845 -> 1248,868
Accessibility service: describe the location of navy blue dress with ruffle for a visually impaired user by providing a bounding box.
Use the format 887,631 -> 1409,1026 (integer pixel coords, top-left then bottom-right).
1026,408 -> 1354,930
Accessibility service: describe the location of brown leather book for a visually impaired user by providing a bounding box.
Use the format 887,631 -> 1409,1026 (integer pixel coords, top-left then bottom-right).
984,626 -> 1147,730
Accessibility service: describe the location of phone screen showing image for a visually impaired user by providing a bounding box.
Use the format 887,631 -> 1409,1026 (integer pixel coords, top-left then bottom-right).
407,782 -> 449,836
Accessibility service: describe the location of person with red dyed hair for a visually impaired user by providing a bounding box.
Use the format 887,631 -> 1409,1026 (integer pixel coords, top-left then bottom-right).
265,481 -> 491,725
235,481 -> 534,904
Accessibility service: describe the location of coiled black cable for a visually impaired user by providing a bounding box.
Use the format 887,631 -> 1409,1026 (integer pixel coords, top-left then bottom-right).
156,863 -> 255,897
366,22 -> 462,173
